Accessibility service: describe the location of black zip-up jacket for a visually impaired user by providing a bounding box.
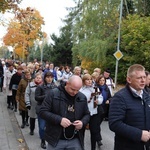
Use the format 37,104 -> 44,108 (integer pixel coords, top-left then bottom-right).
39,84 -> 90,149
109,84 -> 150,150
35,82 -> 57,114
9,72 -> 22,90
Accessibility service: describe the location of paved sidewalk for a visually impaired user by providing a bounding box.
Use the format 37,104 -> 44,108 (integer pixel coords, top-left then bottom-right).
15,110 -> 44,150
0,92 -> 27,150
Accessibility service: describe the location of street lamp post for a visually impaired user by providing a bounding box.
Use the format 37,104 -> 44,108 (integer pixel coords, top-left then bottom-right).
40,43 -> 43,64
39,38 -> 45,65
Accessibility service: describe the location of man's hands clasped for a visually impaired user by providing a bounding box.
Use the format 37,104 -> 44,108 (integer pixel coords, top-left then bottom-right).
61,118 -> 83,130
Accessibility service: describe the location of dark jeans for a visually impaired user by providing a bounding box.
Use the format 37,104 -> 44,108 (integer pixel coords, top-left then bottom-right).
47,138 -> 82,150
38,115 -> 46,140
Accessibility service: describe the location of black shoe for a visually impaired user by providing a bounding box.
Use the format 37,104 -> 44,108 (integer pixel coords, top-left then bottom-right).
21,124 -> 25,128
41,140 -> 46,149
14,109 -> 17,112
30,131 -> 34,135
7,105 -> 10,109
97,141 -> 103,147
10,106 -> 14,110
25,122 -> 29,126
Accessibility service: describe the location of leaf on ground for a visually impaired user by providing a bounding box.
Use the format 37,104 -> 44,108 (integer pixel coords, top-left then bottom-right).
18,138 -> 24,143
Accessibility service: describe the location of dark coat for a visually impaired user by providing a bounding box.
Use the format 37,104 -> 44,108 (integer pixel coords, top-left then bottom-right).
39,84 -> 90,150
98,84 -> 111,118
97,84 -> 111,104
9,72 -> 22,90
35,82 -> 57,114
0,63 -> 3,78
109,84 -> 150,150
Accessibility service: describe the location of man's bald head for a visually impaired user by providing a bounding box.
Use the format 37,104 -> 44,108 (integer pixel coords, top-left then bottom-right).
65,75 -> 82,96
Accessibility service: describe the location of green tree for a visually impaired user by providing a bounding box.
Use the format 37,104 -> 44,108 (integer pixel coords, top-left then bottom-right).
64,0 -> 150,79
70,0 -> 119,71
42,43 -> 53,62
50,32 -> 73,66
121,14 -> 150,69
0,45 -> 9,58
29,40 -> 52,63
128,0 -> 150,16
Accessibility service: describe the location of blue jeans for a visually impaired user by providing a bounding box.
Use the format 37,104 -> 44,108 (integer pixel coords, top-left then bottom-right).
37,115 -> 46,140
47,138 -> 82,150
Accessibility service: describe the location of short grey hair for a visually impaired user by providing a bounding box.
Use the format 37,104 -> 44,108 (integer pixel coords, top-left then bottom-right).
127,64 -> 145,77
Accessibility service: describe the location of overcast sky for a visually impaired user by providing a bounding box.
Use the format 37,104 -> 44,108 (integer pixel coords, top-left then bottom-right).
0,0 -> 75,45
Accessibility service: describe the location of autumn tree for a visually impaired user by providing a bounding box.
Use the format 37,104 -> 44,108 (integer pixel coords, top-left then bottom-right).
3,7 -> 45,61
0,0 -> 22,13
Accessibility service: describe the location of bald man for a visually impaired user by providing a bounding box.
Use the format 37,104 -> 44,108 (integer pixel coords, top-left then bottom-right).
39,75 -> 90,150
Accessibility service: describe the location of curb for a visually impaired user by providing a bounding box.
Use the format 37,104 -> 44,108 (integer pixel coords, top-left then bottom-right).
8,106 -> 29,150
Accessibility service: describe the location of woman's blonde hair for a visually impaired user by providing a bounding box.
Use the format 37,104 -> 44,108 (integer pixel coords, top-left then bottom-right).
24,69 -> 31,75
82,74 -> 92,86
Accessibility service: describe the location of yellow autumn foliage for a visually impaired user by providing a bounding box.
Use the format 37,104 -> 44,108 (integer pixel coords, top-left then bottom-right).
3,7 -> 45,60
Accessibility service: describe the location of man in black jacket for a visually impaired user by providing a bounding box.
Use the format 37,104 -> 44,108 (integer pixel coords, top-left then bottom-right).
109,64 -> 150,150
39,75 -> 90,150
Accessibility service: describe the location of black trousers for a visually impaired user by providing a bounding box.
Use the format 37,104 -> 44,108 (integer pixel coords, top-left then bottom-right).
0,77 -> 3,92
89,110 -> 104,150
30,117 -> 36,131
7,96 -> 13,106
12,90 -> 17,109
21,110 -> 28,124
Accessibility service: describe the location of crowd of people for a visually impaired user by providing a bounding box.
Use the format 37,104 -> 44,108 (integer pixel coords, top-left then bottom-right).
0,58 -> 150,150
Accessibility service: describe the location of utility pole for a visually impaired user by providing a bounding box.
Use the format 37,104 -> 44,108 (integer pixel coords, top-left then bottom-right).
114,0 -> 124,87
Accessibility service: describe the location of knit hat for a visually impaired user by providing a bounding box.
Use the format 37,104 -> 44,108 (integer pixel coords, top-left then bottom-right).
105,68 -> 111,74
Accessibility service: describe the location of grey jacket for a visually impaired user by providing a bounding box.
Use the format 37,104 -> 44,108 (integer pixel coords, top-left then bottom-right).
25,81 -> 38,118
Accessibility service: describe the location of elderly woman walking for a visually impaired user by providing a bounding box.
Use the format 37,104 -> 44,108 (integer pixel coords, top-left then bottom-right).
25,73 -> 43,135
16,69 -> 32,128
